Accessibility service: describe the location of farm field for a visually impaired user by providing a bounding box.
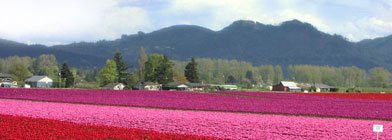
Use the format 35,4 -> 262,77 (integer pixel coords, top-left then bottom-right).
214,91 -> 392,101
0,88 -> 391,120
0,88 -> 391,139
0,114 -> 221,140
295,92 -> 392,101
0,99 -> 391,139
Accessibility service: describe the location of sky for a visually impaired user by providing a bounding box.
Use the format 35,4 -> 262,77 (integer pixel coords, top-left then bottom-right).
0,0 -> 391,46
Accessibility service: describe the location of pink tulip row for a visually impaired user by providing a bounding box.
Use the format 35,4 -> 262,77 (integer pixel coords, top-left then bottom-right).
0,99 -> 390,140
0,88 -> 391,120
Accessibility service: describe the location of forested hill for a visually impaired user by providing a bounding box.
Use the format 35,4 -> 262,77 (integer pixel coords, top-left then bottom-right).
0,19 -> 391,70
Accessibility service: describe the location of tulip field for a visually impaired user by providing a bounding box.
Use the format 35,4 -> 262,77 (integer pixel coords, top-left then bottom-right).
0,114 -> 222,140
0,88 -> 391,139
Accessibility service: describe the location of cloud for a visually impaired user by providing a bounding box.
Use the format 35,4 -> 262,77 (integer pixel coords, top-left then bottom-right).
94,6 -> 151,40
163,0 -> 392,41
0,0 -> 391,45
165,0 -> 328,31
0,0 -> 151,45
338,17 -> 392,41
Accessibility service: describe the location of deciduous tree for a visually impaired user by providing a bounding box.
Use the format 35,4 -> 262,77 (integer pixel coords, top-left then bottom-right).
369,67 -> 390,87
137,47 -> 147,81
8,62 -> 32,84
99,60 -> 118,86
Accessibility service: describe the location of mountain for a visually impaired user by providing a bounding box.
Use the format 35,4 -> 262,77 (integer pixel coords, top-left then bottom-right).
0,39 -> 106,68
0,19 -> 391,70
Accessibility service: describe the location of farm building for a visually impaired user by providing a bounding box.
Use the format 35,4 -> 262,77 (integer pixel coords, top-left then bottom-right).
210,84 -> 238,91
164,82 -> 189,91
314,83 -> 332,92
272,81 -> 301,92
0,73 -> 12,82
0,73 -> 17,88
25,76 -> 53,88
133,81 -> 161,90
164,82 -> 207,91
185,83 -> 207,92
103,83 -> 125,90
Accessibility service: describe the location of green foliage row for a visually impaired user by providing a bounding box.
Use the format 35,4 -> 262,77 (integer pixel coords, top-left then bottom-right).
172,58 -> 391,88
1,53 -> 391,89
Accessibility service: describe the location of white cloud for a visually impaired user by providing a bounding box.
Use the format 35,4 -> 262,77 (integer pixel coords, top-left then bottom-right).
95,6 -> 151,40
0,0 -> 392,44
0,0 -> 150,45
166,0 -> 328,32
164,0 -> 392,41
338,17 -> 392,41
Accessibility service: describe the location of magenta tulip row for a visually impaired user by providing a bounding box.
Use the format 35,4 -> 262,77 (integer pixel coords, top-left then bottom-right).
0,99 -> 391,140
213,91 -> 375,101
0,88 -> 391,120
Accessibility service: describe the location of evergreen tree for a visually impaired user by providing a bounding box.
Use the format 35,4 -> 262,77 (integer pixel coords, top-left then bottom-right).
156,56 -> 174,84
137,47 -> 147,81
99,60 -> 118,86
114,52 -> 129,84
245,70 -> 254,84
85,68 -> 100,82
226,75 -> 236,84
60,62 -> 74,88
144,54 -> 164,82
185,58 -> 200,83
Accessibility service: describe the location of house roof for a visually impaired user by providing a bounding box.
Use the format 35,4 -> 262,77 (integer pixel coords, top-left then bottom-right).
104,83 -> 124,89
314,83 -> 331,89
0,73 -> 11,78
143,81 -> 160,85
185,83 -> 206,87
288,87 -> 301,90
280,81 -> 301,90
25,76 -> 51,82
281,81 -> 298,87
0,73 -> 12,82
133,81 -> 160,88
166,82 -> 188,87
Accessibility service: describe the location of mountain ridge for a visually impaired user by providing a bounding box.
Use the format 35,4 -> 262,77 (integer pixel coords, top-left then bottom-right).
0,19 -> 391,70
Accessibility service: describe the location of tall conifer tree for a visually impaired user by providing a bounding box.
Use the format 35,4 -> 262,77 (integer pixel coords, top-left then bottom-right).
185,58 -> 200,83
60,62 -> 74,88
114,52 -> 129,84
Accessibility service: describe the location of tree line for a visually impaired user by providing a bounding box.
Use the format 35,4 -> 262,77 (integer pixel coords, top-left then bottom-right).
0,48 -> 390,89
100,47 -> 198,88
0,54 -> 75,88
172,59 -> 391,88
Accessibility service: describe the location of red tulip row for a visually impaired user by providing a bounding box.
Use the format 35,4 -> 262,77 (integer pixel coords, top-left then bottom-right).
0,114 -> 226,140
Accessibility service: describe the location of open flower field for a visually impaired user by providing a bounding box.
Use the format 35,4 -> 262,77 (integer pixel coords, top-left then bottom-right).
0,88 -> 391,139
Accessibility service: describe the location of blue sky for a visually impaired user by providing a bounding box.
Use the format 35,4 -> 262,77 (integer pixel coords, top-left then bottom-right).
0,0 -> 391,46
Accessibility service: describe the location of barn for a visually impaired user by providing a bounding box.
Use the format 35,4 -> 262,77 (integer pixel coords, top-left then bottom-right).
272,81 -> 301,92
25,76 -> 53,88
